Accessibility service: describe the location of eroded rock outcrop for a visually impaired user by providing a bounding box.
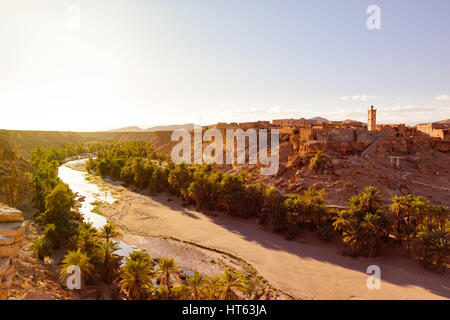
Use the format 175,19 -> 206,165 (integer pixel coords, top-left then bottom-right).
0,204 -> 24,299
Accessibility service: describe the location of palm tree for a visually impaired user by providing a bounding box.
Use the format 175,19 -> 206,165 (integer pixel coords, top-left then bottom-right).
60,248 -> 94,286
302,188 -> 326,228
402,223 -> 417,258
347,194 -> 361,209
152,284 -> 186,300
119,252 -> 155,300
153,284 -> 170,300
218,175 -> 246,215
187,181 -> 202,209
401,194 -> 416,226
76,222 -> 101,258
332,210 -> 356,255
283,194 -> 305,238
168,164 -> 192,196
361,213 -> 387,257
205,275 -> 223,300
303,188 -> 325,209
390,195 -> 407,233
416,228 -> 449,272
184,272 -> 206,300
100,240 -> 122,284
218,268 -> 247,300
156,257 -> 179,289
100,222 -> 122,242
359,186 -> 384,214
128,250 -> 153,264
426,205 -> 449,231
263,188 -> 286,232
389,195 -> 418,256
342,224 -> 366,256
332,210 -> 354,232
336,186 -> 387,257
411,195 -> 430,226
170,285 -> 188,300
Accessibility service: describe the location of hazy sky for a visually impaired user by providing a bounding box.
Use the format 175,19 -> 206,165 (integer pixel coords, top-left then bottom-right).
1,0 -> 449,131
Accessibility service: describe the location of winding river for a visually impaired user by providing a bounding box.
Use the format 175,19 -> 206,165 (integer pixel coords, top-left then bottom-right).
57,160 -> 448,299
58,159 -> 134,258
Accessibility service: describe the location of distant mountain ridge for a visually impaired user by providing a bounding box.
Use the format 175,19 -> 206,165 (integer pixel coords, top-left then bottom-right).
109,118 -> 450,132
306,116 -> 329,123
109,123 -> 195,132
304,117 -> 364,124
434,119 -> 450,125
413,119 -> 450,126
342,119 -> 364,124
145,123 -> 196,132
109,126 -> 144,132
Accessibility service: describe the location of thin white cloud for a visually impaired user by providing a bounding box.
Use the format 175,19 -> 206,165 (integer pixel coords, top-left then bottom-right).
232,105 -> 303,116
435,94 -> 450,101
340,94 -> 369,102
322,105 -> 450,125
207,105 -> 314,125
206,104 -> 450,126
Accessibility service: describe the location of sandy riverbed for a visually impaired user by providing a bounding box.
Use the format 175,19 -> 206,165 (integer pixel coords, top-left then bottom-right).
67,162 -> 449,300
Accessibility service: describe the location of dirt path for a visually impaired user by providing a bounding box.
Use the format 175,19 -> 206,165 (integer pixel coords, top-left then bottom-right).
97,183 -> 449,300
411,181 -> 450,191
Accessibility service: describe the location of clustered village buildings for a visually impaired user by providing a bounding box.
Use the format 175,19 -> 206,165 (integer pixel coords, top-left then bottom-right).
208,106 -> 449,143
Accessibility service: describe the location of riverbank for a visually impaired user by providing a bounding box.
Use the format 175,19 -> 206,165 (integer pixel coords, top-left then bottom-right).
86,171 -> 450,300
4,214 -> 75,300
61,160 -> 289,299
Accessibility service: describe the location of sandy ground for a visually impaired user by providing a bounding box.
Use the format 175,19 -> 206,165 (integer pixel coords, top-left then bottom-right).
124,233 -> 246,278
66,162 -> 289,299
5,217 -> 75,300
93,180 -> 450,300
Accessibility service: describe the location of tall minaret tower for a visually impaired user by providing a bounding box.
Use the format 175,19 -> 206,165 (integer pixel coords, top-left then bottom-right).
368,105 -> 377,131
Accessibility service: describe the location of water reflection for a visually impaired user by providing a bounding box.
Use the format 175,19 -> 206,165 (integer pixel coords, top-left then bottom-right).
58,160 -> 134,258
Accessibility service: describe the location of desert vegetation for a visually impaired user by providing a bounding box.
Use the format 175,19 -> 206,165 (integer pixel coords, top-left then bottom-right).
0,135 -> 448,300
9,140 -> 447,301
25,144 -> 264,300
59,219 -> 252,300
87,141 -> 449,273
118,251 -> 248,300
28,145 -> 85,259
309,150 -> 327,172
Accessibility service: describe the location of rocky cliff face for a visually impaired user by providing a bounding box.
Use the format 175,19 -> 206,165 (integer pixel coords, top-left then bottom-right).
373,136 -> 450,154
222,131 -> 450,207
0,137 -> 33,208
0,204 -> 24,299
0,129 -> 175,208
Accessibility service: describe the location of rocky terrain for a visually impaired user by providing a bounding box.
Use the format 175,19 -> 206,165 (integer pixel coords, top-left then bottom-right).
0,204 -> 77,300
0,127 -> 448,300
94,176 -> 449,300
226,134 -> 450,207
0,204 -> 107,300
1,127 -> 449,210
0,129 -> 173,208
0,136 -> 32,208
0,205 -> 25,298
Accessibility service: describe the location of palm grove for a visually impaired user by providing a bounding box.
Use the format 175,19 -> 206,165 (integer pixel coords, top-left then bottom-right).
27,144 -> 256,300
28,141 -> 448,299
87,141 -> 449,273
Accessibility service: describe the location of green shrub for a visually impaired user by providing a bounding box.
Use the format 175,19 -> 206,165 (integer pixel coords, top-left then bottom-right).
416,229 -> 449,273
42,223 -> 60,249
96,160 -> 110,176
32,237 -> 51,260
309,150 -> 327,172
